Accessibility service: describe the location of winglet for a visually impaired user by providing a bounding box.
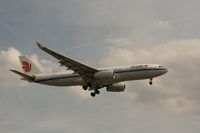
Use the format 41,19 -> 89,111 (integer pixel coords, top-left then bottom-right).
36,42 -> 45,49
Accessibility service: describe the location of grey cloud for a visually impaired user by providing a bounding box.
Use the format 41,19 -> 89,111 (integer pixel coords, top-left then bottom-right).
0,47 -> 23,87
101,39 -> 200,114
1,0 -> 200,133
1,0 -> 200,50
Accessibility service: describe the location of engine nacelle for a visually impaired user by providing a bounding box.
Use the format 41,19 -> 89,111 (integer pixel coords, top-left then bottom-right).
94,70 -> 115,79
106,83 -> 125,92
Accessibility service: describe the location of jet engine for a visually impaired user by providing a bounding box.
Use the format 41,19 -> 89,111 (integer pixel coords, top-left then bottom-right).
106,83 -> 125,92
94,70 -> 115,79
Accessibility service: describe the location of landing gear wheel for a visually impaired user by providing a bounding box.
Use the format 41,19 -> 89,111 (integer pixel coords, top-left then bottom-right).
95,90 -> 100,95
149,79 -> 153,85
91,92 -> 95,97
82,85 -> 88,90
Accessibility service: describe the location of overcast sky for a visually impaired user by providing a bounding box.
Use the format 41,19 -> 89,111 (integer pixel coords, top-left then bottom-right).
1,0 -> 200,133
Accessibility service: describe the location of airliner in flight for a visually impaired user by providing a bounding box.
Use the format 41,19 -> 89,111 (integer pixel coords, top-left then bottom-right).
10,43 -> 168,97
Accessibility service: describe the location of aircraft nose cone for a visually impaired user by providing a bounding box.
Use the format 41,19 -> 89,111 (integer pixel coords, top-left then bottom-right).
163,68 -> 168,74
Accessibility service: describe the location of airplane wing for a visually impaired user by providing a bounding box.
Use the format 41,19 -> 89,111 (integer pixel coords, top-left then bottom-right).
37,43 -> 98,83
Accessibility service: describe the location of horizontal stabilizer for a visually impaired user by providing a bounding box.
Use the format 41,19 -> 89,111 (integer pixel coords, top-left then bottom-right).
10,70 -> 35,82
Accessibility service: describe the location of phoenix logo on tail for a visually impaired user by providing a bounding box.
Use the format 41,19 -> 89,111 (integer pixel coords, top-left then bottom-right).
22,61 -> 32,73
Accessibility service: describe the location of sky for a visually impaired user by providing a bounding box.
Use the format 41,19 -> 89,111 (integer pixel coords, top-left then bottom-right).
0,0 -> 200,133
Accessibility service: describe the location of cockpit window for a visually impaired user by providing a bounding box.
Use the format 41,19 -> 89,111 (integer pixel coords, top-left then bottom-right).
158,65 -> 163,68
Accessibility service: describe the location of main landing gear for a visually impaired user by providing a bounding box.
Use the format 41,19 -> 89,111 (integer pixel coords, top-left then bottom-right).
90,89 -> 100,97
82,82 -> 92,91
82,85 -> 88,90
82,83 -> 100,97
149,78 -> 153,85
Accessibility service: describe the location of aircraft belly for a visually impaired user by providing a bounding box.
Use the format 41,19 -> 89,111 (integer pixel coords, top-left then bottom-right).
36,77 -> 84,86
92,71 -> 149,86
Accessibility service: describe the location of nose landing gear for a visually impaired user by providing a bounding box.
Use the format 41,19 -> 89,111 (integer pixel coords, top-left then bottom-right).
82,82 -> 93,91
149,79 -> 153,85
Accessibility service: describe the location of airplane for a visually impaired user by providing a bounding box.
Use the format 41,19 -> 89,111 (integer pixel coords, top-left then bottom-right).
10,43 -> 168,97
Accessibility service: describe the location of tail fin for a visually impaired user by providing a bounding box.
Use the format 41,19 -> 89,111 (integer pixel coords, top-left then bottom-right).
19,56 -> 42,75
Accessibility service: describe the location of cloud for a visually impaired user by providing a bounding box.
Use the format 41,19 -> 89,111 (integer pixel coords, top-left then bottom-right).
153,20 -> 171,29
160,96 -> 199,114
34,119 -> 67,129
0,47 -> 24,87
66,86 -> 91,99
30,54 -> 66,73
100,39 -> 200,114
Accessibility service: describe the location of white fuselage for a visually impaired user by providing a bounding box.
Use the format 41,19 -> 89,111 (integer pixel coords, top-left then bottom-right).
34,64 -> 168,87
